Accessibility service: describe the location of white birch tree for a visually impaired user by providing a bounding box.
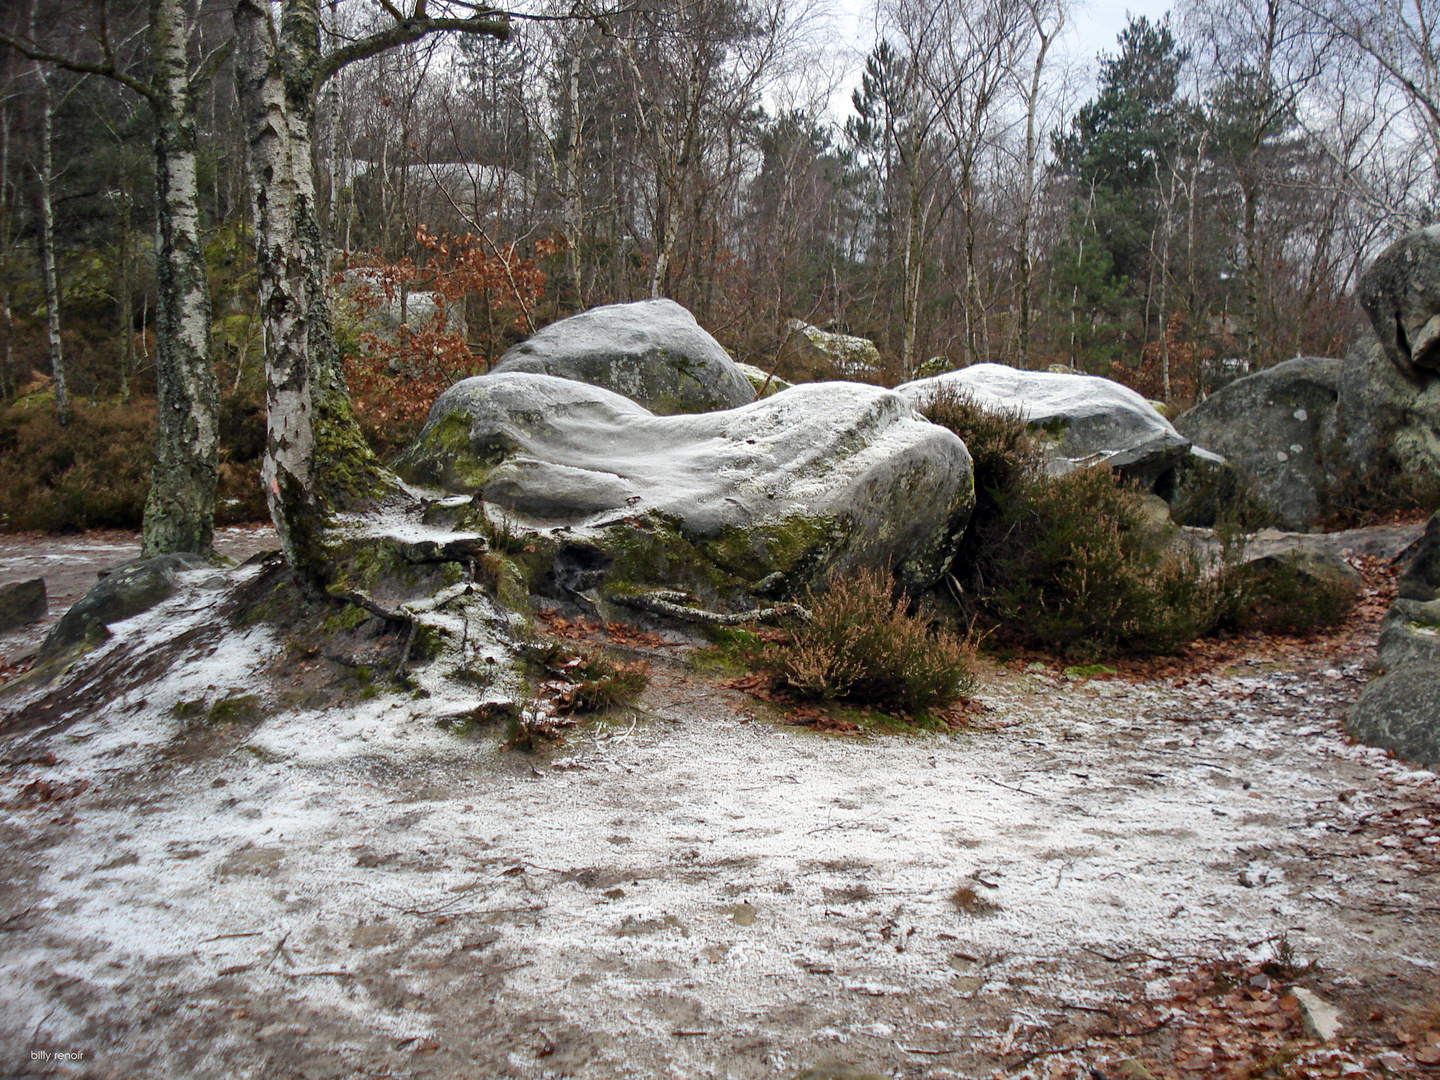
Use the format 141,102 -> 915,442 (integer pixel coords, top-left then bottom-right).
230,0 -> 508,597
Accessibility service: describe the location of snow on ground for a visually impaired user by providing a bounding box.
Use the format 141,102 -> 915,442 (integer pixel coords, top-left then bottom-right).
0,551 -> 1437,1078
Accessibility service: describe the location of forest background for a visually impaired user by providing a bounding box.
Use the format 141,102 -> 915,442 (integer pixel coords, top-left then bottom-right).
0,0 -> 1433,532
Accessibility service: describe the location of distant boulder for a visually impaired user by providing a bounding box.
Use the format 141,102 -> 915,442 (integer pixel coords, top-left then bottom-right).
780,319 -> 883,380
395,373 -> 973,600
0,578 -> 46,634
896,363 -> 1192,489
735,362 -> 791,399
490,299 -> 755,415
1173,356 -> 1341,531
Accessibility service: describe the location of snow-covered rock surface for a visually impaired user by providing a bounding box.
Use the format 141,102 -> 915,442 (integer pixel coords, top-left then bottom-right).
395,373 -> 974,593
491,299 -> 756,414
897,362 -> 1192,486
0,550 -> 1437,1077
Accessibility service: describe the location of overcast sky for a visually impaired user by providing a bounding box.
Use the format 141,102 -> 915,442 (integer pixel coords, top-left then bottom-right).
820,0 -> 1182,123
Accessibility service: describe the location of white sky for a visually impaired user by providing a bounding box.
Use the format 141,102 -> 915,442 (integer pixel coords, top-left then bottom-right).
820,0 -> 1182,124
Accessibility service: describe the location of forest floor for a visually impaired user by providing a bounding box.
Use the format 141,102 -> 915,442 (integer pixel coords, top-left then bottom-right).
0,524 -> 1437,1080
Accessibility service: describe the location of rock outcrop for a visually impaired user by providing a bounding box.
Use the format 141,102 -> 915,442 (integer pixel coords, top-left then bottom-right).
490,299 -> 755,415
40,553 -> 215,659
395,373 -> 974,602
1358,224 -> 1440,378
1173,356 -> 1341,531
1345,227 -> 1440,769
1334,333 -> 1438,482
896,363 -> 1192,488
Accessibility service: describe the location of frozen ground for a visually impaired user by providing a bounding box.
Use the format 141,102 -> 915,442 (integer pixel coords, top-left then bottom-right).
0,532 -> 1436,1080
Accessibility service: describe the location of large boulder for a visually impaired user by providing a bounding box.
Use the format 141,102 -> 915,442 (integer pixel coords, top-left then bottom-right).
1173,356 -> 1341,531
1346,662 -> 1440,770
1335,332 -> 1440,485
489,299 -> 755,415
394,374 -> 974,600
896,363 -> 1192,488
1358,224 -> 1440,378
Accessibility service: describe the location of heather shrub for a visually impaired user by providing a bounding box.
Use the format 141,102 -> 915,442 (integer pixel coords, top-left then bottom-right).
985,466 -> 1222,658
764,566 -> 975,712
1216,553 -> 1358,636
917,385 -> 1045,597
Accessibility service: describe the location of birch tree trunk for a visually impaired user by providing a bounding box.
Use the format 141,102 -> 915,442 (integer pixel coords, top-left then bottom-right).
233,0 -> 395,596
32,62 -> 69,427
1018,0 -> 1062,369
142,0 -> 220,558
232,0 -> 507,597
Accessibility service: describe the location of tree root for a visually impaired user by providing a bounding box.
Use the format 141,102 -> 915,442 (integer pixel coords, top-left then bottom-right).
607,590 -> 811,626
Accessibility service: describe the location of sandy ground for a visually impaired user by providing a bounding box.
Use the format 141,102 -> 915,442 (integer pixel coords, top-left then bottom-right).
0,530 -> 1436,1080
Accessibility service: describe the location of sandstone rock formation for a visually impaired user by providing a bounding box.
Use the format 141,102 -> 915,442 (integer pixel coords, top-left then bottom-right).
395,373 -> 974,601
490,299 -> 755,415
1173,356 -> 1341,531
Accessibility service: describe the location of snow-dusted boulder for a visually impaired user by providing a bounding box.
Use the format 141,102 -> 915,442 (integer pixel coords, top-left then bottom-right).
394,373 -> 974,599
896,362 -> 1192,487
489,299 -> 755,415
1174,356 -> 1341,532
40,553 -> 213,659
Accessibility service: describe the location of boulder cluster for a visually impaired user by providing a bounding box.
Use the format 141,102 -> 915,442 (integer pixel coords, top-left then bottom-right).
392,229 -> 1439,768
31,232 -> 1439,770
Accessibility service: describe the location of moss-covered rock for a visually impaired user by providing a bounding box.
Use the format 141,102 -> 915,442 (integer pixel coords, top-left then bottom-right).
395,373 -> 974,605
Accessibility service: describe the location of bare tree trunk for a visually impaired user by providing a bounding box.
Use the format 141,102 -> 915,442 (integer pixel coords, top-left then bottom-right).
1018,0 -> 1062,370
33,63 -> 68,427
142,0 -> 220,558
117,189 -> 134,403
0,104 -> 11,399
563,56 -> 581,306
1242,186 -> 1260,368
901,169 -> 922,377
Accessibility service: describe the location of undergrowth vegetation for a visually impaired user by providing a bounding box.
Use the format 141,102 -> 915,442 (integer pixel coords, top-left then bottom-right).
506,640 -> 652,751
918,388 -> 1354,660
756,566 -> 975,713
0,388 -> 270,532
